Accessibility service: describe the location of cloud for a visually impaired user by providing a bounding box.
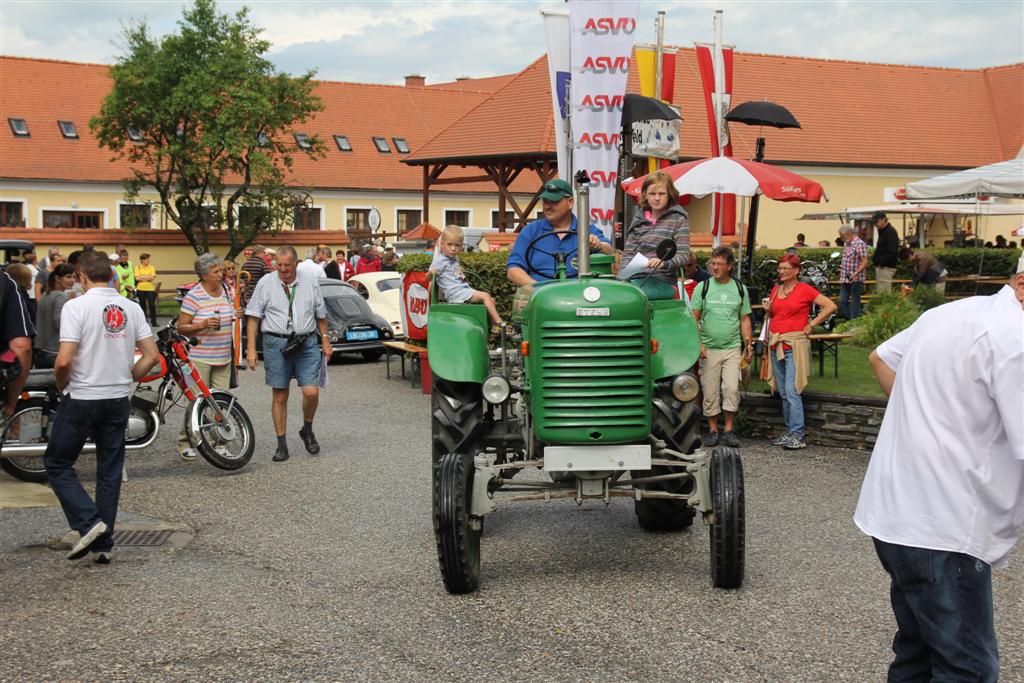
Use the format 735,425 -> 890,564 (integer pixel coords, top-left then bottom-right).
1,0 -> 1020,81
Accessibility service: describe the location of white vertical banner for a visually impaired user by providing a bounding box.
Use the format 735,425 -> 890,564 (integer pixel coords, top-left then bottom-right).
570,0 -> 640,238
542,11 -> 571,180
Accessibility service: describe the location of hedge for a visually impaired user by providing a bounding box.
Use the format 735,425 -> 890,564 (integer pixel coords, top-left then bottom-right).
397,247 -> 1021,318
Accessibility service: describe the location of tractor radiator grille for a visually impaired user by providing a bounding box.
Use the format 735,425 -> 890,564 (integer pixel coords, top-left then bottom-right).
535,320 -> 649,440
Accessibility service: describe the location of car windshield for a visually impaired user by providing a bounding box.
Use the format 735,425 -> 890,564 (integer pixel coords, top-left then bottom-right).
376,277 -> 401,293
322,285 -> 371,319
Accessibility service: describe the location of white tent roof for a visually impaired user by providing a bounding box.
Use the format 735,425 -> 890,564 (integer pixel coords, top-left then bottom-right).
905,157 -> 1024,200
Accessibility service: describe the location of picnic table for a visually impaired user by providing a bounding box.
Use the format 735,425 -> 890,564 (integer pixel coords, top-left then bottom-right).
383,340 -> 427,387
753,331 -> 854,379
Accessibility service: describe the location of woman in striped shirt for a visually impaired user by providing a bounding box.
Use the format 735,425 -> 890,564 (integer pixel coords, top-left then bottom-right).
176,253 -> 234,460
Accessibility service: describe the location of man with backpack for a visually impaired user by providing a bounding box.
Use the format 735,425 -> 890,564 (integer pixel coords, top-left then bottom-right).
690,247 -> 753,448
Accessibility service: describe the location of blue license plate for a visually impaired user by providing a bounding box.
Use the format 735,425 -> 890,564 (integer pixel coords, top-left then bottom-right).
345,329 -> 379,341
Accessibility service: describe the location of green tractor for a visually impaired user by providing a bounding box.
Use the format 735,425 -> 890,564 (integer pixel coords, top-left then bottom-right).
429,176 -> 745,594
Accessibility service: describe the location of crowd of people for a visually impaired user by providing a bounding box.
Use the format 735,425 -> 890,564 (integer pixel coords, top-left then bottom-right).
2,190 -> 1021,680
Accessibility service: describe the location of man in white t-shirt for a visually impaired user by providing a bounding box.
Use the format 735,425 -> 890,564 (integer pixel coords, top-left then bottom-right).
854,252 -> 1024,681
43,251 -> 160,564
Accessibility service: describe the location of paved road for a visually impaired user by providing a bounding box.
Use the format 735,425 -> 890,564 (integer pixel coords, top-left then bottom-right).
1,357 -> 1021,682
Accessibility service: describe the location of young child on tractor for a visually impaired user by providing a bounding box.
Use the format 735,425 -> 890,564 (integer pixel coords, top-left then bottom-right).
430,225 -> 504,326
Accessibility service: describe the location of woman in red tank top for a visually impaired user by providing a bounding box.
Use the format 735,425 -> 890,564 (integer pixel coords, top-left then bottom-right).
762,253 -> 837,450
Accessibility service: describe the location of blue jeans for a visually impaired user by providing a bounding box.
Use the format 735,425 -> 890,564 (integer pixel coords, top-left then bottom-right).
43,396 -> 131,553
770,347 -> 804,438
839,281 -> 863,319
872,538 -> 999,682
262,333 -> 322,389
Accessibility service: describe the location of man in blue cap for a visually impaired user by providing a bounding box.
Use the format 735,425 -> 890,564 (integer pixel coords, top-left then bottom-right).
506,179 -> 614,286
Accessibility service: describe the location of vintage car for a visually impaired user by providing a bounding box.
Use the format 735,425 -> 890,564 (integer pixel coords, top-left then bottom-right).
348,272 -> 404,338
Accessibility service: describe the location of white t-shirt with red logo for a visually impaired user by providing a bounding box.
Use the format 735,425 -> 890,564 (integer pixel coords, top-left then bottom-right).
59,287 -> 153,400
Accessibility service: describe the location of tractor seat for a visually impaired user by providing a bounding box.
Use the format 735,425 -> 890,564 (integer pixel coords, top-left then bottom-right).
23,369 -> 56,391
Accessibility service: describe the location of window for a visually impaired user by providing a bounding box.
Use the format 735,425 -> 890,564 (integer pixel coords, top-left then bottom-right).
347,208 -> 371,230
119,204 -> 151,229
0,201 -> 24,227
392,137 -> 410,154
444,210 -> 469,228
8,118 -> 28,137
58,121 -> 78,139
491,210 -> 516,229
293,206 -> 321,231
127,127 -> 143,142
43,210 -> 102,229
294,132 -> 311,150
238,206 -> 269,230
334,135 -> 352,152
396,209 -> 421,233
372,136 -> 390,153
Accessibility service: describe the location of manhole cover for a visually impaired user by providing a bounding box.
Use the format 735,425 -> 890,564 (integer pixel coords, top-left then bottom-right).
113,529 -> 173,547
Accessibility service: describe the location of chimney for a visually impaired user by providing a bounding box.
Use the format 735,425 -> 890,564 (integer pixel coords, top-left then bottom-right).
404,74 -> 426,87
455,76 -> 470,82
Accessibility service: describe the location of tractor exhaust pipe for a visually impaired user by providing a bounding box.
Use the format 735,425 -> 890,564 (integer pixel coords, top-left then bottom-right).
575,170 -> 591,278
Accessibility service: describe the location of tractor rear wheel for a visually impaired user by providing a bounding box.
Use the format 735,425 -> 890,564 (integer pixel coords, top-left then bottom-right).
635,396 -> 701,531
433,451 -> 481,594
431,377 -> 484,468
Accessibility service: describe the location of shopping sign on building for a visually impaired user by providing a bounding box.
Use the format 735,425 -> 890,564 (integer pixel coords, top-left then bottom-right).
631,115 -> 681,159
570,0 -> 640,238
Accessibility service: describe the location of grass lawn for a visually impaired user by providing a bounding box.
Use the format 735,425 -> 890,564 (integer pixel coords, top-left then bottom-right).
747,342 -> 885,398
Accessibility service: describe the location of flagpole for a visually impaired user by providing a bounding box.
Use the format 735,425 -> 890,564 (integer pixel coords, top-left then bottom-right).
711,10 -> 724,248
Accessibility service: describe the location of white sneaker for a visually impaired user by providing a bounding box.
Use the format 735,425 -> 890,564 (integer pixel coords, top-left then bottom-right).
180,448 -> 198,461
67,521 -> 108,560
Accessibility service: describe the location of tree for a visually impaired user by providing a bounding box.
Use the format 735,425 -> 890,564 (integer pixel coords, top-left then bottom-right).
90,0 -> 325,259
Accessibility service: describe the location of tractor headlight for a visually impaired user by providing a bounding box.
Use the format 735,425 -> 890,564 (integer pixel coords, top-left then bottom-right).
671,373 -> 700,402
482,375 -> 511,404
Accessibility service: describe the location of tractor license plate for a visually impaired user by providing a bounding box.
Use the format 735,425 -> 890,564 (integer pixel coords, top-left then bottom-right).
544,445 -> 651,472
345,329 -> 379,341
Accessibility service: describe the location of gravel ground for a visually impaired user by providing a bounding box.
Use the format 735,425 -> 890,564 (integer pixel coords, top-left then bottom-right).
1,356 -> 1021,682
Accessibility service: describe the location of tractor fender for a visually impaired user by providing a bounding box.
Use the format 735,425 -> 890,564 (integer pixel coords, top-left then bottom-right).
427,304 -> 490,383
650,299 -> 701,379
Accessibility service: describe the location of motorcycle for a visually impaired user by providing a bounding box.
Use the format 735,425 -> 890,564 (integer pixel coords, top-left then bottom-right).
800,252 -> 841,331
0,321 -> 256,482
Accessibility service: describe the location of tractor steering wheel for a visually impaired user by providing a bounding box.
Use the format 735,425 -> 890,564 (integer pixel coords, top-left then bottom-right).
522,230 -> 578,280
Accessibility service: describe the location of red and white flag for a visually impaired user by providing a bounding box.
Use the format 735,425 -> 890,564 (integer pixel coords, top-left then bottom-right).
695,35 -> 736,239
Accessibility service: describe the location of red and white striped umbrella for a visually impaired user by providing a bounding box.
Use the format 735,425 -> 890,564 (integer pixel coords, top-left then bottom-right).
622,156 -> 826,203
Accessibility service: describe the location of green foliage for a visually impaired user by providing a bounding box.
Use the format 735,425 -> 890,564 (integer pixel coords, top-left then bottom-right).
90,0 -> 325,259
835,293 -> 921,346
907,285 -> 946,311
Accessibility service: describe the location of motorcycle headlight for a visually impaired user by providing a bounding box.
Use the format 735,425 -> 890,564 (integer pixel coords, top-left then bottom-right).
671,373 -> 700,402
482,375 -> 511,404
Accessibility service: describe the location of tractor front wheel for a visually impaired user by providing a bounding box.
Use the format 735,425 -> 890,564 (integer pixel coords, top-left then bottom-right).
433,451 -> 482,594
709,446 -> 745,589
431,378 -> 484,468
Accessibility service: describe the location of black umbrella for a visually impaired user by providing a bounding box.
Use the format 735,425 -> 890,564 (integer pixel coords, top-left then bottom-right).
621,94 -> 681,127
725,100 -> 800,129
724,101 -> 803,280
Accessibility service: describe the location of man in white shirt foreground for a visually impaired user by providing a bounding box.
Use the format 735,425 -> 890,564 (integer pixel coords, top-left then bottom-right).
854,253 -> 1024,681
43,251 -> 160,563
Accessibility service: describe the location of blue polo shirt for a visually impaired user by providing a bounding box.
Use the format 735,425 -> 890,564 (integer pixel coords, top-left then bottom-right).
506,215 -> 610,280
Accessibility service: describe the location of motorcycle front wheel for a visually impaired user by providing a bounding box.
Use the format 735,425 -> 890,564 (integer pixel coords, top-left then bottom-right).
186,390 -> 255,470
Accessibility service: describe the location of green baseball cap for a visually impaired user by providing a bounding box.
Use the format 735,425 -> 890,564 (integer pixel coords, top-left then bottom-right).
538,178 -> 573,202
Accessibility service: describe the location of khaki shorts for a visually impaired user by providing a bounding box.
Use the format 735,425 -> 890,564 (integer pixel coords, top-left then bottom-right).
875,266 -> 896,293
700,347 -> 742,416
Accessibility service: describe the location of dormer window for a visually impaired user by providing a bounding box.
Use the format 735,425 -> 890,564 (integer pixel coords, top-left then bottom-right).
372,136 -> 390,153
392,137 -> 410,153
58,121 -> 78,139
334,135 -> 352,152
294,132 -> 311,150
8,118 -> 29,137
127,127 -> 143,142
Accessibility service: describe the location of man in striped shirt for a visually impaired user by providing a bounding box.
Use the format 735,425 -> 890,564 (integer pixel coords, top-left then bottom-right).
245,246 -> 331,462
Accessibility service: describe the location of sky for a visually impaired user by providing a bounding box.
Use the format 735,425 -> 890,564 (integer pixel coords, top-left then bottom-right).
1,1 -> 1022,84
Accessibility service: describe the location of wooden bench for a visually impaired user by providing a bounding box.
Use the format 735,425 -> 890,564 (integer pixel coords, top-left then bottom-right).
383,340 -> 428,384
808,332 -> 854,378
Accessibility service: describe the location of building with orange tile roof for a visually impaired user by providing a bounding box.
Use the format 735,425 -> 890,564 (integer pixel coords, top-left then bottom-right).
2,51 -> 1022,290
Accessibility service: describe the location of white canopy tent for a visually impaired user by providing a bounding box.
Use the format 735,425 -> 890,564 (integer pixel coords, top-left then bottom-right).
905,157 -> 1024,200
